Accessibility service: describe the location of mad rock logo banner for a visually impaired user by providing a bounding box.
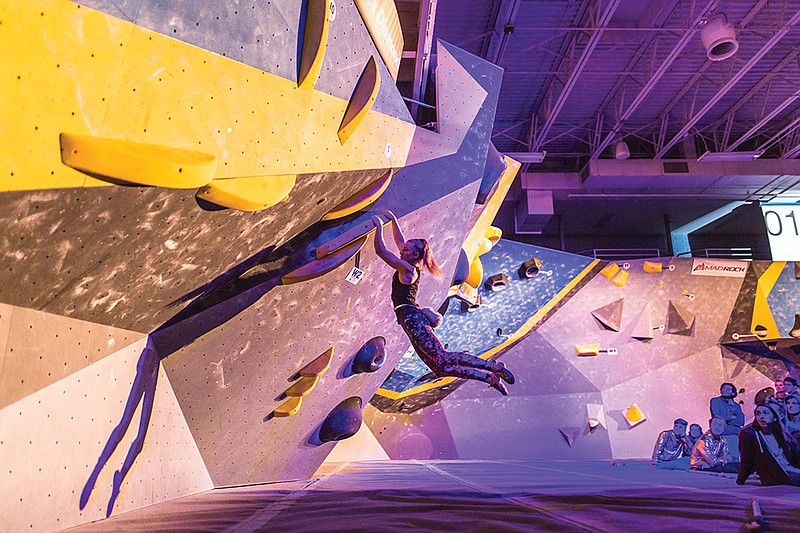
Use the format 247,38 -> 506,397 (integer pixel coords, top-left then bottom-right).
691,258 -> 748,278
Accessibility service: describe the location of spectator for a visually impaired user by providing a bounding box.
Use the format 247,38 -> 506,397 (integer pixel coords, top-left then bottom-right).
766,398 -> 788,426
686,423 -> 703,448
775,379 -> 787,401
784,393 -> 800,439
652,418 -> 691,469
691,417 -> 738,472
784,377 -> 798,397
737,402 -> 800,486
710,382 -> 744,435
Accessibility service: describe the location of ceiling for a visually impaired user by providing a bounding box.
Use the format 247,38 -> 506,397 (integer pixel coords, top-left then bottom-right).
395,0 -> 800,252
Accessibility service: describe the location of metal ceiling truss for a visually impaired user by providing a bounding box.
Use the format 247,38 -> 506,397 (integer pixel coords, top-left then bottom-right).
590,0 -> 720,159
655,6 -> 800,158
530,0 -> 623,152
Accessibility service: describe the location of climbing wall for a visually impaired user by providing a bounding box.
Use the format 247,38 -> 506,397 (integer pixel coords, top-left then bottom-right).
0,0 -> 503,528
157,36 -> 504,485
367,254 -> 798,461
0,334 -> 213,531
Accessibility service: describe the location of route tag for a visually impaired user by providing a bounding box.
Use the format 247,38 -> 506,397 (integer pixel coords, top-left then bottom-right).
345,267 -> 365,285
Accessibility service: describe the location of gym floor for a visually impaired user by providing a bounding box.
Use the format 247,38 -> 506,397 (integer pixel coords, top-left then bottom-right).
68,459 -> 800,532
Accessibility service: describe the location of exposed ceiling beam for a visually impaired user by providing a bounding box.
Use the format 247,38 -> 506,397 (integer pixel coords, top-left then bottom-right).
726,90 -> 800,151
706,49 -> 800,133
655,7 -> 800,158
757,114 -> 800,152
531,0 -> 622,152
651,0 -> 767,149
411,0 -> 438,119
590,0 -> 718,159
482,0 -> 522,65
781,138 -> 800,159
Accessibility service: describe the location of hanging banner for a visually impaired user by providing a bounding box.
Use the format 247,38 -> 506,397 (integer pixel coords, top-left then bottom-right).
354,0 -> 404,80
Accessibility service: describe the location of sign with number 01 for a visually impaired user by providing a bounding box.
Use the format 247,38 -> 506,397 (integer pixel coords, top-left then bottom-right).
761,203 -> 800,261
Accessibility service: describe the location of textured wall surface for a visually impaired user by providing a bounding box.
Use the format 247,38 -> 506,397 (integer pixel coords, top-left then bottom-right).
0,337 -> 213,531
368,254 -> 799,461
0,1 -> 502,528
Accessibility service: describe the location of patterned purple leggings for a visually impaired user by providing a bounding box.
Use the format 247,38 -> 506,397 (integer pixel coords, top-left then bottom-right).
396,306 -> 499,383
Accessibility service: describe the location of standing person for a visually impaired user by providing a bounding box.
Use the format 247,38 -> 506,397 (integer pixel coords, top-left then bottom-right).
652,418 -> 692,469
737,402 -> 800,486
371,211 -> 515,395
690,416 -> 738,472
710,382 -> 745,435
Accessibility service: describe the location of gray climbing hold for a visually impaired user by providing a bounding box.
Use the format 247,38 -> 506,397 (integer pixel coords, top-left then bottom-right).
352,336 -> 386,374
451,249 -> 470,286
319,396 -> 363,443
484,273 -> 509,292
518,257 -> 543,279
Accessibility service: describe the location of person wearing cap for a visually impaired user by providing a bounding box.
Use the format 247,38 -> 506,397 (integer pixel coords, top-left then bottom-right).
690,416 -> 738,472
710,382 -> 744,435
737,402 -> 800,486
652,418 -> 692,469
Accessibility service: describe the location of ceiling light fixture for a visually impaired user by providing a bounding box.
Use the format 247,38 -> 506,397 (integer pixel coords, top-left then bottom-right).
614,140 -> 630,160
504,151 -> 546,163
700,13 -> 738,61
697,150 -> 762,162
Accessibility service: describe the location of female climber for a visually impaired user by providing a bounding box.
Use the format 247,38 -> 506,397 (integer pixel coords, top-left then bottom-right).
371,210 -> 515,395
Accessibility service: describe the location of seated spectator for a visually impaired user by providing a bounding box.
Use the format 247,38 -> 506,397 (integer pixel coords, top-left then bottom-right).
766,398 -> 788,426
737,402 -> 800,486
690,416 -> 738,472
686,423 -> 703,448
652,418 -> 691,469
710,382 -> 744,435
785,393 -> 800,440
784,377 -> 798,397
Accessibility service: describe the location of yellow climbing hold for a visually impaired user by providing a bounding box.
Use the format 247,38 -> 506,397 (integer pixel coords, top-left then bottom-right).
274,395 -> 302,417
624,404 -> 646,427
464,256 -> 484,289
60,133 -> 217,188
196,175 -> 296,211
485,226 -> 503,245
575,344 -> 601,356
321,169 -> 393,220
298,0 -> 331,90
299,347 -> 334,377
643,261 -> 662,273
612,270 -> 629,287
600,262 -> 619,280
282,237 -> 367,285
338,56 -> 380,145
285,375 -> 320,397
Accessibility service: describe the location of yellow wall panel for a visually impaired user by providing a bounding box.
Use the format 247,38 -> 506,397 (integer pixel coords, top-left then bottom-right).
0,0 -> 134,191
2,0 -> 416,193
462,156 -> 521,262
